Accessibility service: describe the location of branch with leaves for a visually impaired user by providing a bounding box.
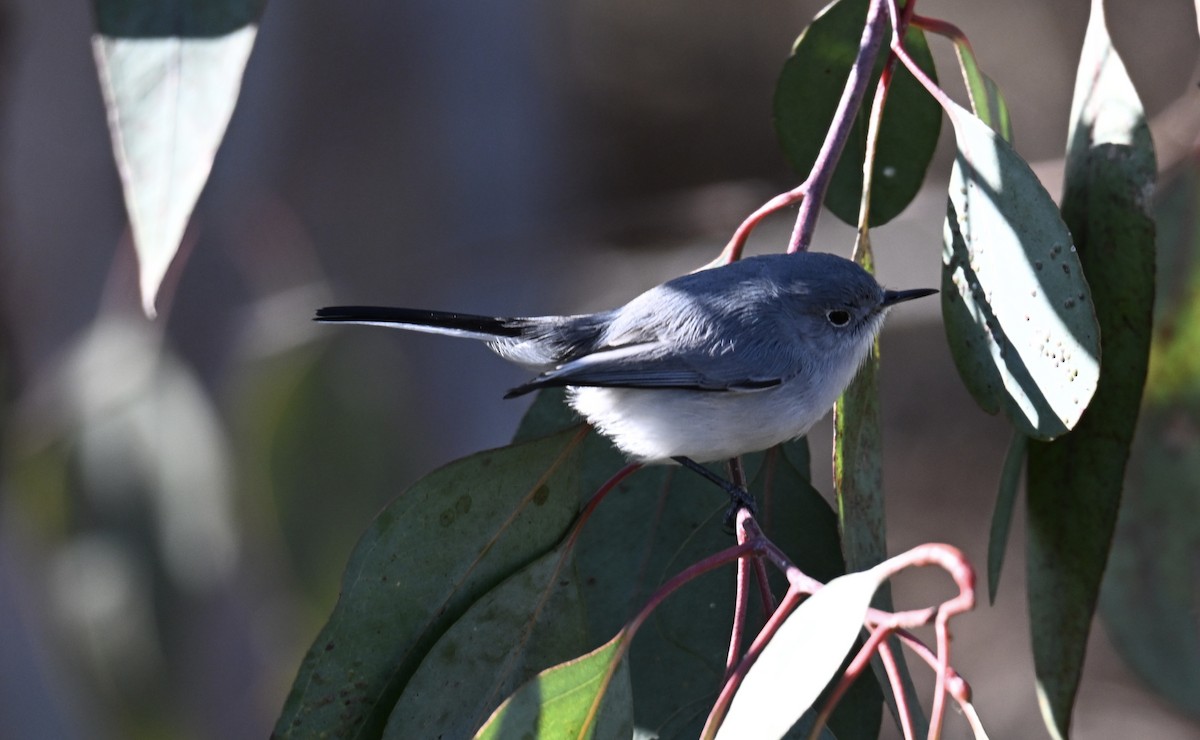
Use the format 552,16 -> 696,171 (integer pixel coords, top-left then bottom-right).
219,0 -> 1158,737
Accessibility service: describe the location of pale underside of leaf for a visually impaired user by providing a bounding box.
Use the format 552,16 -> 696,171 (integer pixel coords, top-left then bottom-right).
93,26 -> 256,317
715,567 -> 884,740
941,101 -> 1101,440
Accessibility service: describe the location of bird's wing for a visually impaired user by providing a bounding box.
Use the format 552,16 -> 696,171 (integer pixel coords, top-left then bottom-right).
503,342 -> 785,398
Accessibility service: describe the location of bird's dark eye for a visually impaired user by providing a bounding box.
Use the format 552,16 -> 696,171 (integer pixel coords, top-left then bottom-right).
826,309 -> 852,327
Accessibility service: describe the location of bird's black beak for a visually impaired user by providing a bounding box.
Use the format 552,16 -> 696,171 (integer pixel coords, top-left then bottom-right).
882,287 -> 938,307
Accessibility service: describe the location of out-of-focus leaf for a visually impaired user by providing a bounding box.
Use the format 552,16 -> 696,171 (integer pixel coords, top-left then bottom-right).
383,545 -> 596,739
987,431 -> 1026,604
1100,164 -> 1200,719
515,393 -> 859,737
474,634 -> 633,740
940,99 -> 1101,439
715,568 -> 885,740
774,0 -> 941,227
92,0 -> 263,316
272,430 -> 584,739
93,0 -> 267,37
1026,2 -> 1156,737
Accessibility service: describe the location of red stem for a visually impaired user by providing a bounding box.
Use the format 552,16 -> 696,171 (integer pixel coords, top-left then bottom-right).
788,0 -> 890,253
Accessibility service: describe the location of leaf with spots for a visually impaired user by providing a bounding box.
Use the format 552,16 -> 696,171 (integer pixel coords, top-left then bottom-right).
940,98 -> 1101,440
272,429 -> 585,739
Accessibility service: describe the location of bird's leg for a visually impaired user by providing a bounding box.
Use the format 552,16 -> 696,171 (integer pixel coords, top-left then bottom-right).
672,456 -> 758,523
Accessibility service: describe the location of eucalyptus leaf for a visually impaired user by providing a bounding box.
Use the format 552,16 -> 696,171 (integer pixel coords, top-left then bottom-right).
987,431 -> 1026,604
93,0 -> 266,37
92,3 -> 260,316
954,42 -> 1012,142
774,0 -> 941,227
514,393 -> 865,737
272,430 -> 584,739
833,256 -> 926,737
716,568 -> 885,740
940,99 -> 1101,439
1026,1 -> 1156,736
383,545 -> 595,739
475,635 -> 634,740
1099,162 -> 1200,720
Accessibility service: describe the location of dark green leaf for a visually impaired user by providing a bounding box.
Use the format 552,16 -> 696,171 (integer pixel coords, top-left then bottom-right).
514,392 -> 863,737
272,430 -> 584,739
940,99 -> 1101,439
475,635 -> 634,740
93,0 -> 266,38
1026,2 -> 1156,736
833,290 -> 925,738
987,431 -> 1026,604
774,0 -> 941,227
1099,165 -> 1200,719
383,545 -> 596,738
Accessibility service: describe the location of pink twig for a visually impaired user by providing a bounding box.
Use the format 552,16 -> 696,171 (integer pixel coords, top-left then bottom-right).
751,556 -> 776,616
726,529 -> 752,679
712,185 -> 807,266
701,585 -> 807,739
886,3 -> 957,113
876,638 -> 917,740
563,461 -> 642,552
713,0 -> 894,263
788,0 -> 890,253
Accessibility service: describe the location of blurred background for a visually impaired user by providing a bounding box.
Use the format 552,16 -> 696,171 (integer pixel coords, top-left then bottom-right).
1,0 -> 1198,737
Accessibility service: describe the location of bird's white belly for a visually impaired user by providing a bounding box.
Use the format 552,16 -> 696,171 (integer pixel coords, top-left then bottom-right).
567,377 -> 837,463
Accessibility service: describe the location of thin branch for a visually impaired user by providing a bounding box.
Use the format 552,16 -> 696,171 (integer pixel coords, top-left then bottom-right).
700,585 -> 807,739
788,0 -> 890,253
712,185 -> 807,266
886,3 -> 957,113
726,521 -> 753,679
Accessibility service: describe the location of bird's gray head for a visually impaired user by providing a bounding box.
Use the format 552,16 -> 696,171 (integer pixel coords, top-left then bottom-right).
769,252 -> 936,358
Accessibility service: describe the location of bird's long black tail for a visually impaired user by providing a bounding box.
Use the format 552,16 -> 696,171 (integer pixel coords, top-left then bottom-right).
314,306 -> 524,341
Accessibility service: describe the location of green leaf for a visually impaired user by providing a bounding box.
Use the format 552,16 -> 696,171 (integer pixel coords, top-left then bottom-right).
774,0 -> 941,227
474,635 -> 634,740
1026,2 -> 1156,736
715,568 -> 885,740
833,337 -> 885,575
955,44 -> 1012,143
92,3 -> 260,316
272,429 -> 584,739
515,393 -> 863,737
987,431 -> 1026,604
1099,164 -> 1200,719
833,258 -> 925,738
93,0 -> 267,37
383,545 -> 599,739
940,99 -> 1101,439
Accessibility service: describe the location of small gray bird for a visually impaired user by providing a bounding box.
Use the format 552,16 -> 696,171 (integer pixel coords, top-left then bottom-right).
317,252 -> 934,482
